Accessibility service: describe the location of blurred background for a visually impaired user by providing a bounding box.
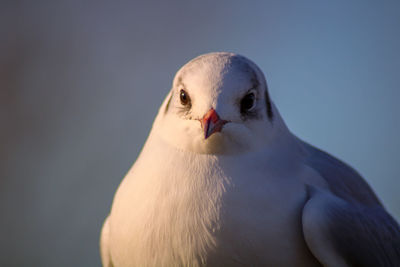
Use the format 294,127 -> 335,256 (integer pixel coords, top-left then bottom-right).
1,0 -> 399,266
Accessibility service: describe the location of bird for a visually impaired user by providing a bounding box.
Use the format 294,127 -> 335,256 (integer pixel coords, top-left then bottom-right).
100,52 -> 400,266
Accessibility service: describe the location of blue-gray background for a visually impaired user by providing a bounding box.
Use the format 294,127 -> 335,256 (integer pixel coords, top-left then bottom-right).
1,1 -> 399,266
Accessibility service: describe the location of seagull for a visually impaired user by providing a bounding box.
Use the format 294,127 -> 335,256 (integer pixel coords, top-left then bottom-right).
100,52 -> 400,266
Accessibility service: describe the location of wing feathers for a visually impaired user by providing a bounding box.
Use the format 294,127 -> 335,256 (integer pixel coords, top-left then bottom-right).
303,186 -> 400,267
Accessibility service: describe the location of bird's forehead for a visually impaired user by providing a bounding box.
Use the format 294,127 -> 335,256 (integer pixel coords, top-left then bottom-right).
174,53 -> 259,95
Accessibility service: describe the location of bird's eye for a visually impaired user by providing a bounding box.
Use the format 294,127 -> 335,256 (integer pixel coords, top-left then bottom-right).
240,92 -> 256,113
180,89 -> 191,106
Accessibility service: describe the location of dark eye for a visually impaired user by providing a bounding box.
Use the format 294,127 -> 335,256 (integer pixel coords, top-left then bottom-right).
240,92 -> 256,113
180,89 -> 191,106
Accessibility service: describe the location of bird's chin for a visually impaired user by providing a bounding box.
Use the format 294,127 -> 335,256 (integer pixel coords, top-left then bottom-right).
198,133 -> 229,154
156,119 -> 253,155
180,132 -> 249,155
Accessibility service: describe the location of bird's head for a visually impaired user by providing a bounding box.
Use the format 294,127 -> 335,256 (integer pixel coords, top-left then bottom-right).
154,52 -> 280,155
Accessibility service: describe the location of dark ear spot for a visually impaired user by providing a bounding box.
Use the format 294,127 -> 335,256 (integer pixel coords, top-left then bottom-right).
164,93 -> 173,114
265,90 -> 273,120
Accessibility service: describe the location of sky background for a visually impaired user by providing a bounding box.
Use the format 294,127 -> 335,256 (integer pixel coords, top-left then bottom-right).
1,1 -> 399,266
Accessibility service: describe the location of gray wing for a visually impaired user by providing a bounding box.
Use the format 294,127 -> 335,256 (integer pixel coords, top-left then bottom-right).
302,186 -> 400,267
300,139 -> 381,206
299,140 -> 400,266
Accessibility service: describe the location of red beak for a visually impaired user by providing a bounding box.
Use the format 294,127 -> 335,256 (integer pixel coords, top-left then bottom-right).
200,108 -> 229,139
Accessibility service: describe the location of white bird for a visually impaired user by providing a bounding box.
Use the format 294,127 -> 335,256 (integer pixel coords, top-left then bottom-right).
100,52 -> 400,267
